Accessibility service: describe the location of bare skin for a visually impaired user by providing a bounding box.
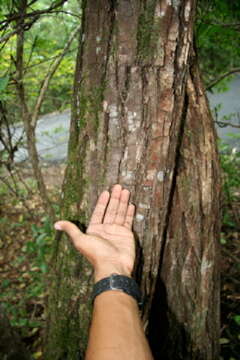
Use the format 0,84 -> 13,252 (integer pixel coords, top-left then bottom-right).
54,184 -> 153,360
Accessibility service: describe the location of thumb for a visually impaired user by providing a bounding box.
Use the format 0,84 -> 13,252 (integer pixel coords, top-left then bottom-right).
54,220 -> 86,251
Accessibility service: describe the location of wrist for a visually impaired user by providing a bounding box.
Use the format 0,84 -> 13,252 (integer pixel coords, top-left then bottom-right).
92,273 -> 143,307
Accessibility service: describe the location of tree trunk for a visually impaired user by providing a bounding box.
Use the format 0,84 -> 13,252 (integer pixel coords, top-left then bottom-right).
46,1 -> 221,359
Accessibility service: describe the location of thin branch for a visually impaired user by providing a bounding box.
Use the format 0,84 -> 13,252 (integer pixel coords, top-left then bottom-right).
0,0 -> 68,27
202,21 -> 240,28
0,0 -> 69,43
221,247 -> 240,264
205,68 -> 240,91
14,166 -> 34,196
0,175 -> 33,213
31,24 -> 81,128
24,34 -> 38,73
7,47 -> 77,80
0,101 -> 20,166
28,0 -> 39,7
25,47 -> 77,69
47,10 -> 81,18
14,1 -> 55,220
0,16 -> 39,44
215,120 -> 240,129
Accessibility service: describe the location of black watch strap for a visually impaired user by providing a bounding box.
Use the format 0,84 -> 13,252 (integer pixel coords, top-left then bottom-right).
92,273 -> 143,307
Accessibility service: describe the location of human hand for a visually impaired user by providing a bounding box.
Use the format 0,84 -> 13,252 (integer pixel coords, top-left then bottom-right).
54,184 -> 135,282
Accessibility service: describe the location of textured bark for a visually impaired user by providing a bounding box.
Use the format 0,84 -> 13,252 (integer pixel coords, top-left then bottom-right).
46,1 -> 221,359
148,64 -> 221,359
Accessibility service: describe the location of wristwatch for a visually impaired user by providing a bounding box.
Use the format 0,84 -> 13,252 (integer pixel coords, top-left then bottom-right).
92,273 -> 143,307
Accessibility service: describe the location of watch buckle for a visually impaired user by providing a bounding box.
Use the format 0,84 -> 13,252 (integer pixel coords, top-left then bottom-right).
109,273 -> 118,290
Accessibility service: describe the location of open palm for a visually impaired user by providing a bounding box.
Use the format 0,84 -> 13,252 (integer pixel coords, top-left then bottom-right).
55,185 -> 136,281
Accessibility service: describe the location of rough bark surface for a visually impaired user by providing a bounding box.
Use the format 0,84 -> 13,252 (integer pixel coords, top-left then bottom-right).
46,1 -> 221,359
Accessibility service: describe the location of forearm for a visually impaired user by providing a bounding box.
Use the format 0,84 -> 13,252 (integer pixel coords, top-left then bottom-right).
85,290 -> 153,360
55,185 -> 153,359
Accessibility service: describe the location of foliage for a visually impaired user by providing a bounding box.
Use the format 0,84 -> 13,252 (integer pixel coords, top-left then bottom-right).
0,165 -> 63,358
0,215 -> 54,358
0,216 -> 53,322
196,0 -> 240,90
0,0 -> 80,120
220,140 -> 240,229
197,6 -> 240,353
218,139 -> 240,360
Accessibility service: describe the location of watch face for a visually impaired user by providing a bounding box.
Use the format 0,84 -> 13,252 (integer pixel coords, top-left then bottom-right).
92,274 -> 142,307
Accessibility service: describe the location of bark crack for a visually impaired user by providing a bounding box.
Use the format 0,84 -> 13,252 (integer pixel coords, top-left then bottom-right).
159,90 -> 189,272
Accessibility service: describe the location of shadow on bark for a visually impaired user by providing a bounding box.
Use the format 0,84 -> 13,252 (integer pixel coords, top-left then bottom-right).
133,231 -> 144,285
148,275 -> 205,360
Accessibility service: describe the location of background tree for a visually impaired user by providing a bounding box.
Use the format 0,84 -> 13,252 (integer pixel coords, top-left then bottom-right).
0,0 -> 80,217
46,1 -> 221,359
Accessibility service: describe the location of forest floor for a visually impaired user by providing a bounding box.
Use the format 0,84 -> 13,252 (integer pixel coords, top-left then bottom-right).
0,164 -> 65,359
0,163 -> 239,360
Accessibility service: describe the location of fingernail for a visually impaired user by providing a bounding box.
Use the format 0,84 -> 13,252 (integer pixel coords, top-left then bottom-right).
54,223 -> 62,230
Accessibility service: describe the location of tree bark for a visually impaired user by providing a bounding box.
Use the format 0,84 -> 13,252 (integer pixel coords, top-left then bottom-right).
46,1 -> 221,359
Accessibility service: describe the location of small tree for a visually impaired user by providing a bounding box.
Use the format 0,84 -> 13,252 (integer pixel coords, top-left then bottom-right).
46,1 -> 221,359
0,0 -> 78,219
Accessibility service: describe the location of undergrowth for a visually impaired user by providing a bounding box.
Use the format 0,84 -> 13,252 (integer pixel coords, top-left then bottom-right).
0,165 -> 62,359
219,141 -> 240,360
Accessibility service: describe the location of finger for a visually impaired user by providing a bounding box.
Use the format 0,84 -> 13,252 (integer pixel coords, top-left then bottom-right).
114,188 -> 130,225
103,184 -> 122,224
124,203 -> 135,229
54,220 -> 86,251
89,190 -> 110,225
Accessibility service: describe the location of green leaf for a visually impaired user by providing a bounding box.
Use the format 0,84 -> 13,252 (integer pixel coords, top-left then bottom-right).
26,241 -> 36,253
0,75 -> 9,92
40,262 -> 48,273
1,279 -> 11,288
233,315 -> 240,326
36,233 -> 46,246
14,318 -> 28,327
220,237 -> 227,245
219,337 -> 230,344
